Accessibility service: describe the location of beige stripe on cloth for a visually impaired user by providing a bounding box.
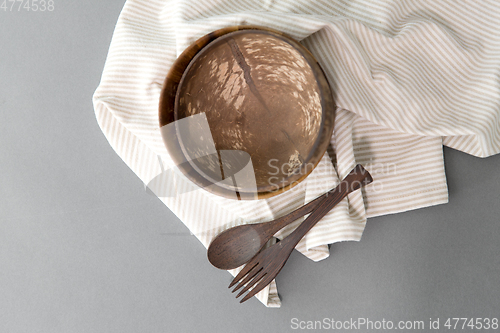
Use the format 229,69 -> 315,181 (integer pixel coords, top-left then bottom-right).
93,0 -> 500,307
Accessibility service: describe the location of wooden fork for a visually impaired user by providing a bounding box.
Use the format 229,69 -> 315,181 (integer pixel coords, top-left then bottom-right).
228,164 -> 373,303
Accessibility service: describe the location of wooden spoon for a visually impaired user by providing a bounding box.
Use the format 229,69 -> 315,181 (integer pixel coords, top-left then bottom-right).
207,164 -> 372,270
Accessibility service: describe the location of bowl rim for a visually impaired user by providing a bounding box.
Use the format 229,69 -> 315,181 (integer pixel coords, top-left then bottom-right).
159,25 -> 335,200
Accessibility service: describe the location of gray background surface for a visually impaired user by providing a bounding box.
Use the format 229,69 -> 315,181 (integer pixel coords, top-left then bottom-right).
1,1 -> 499,332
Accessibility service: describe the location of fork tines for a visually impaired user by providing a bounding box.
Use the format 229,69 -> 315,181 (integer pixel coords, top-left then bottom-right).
229,257 -> 274,303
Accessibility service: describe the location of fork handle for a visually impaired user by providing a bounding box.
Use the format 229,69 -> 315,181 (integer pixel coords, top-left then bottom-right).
281,165 -> 373,249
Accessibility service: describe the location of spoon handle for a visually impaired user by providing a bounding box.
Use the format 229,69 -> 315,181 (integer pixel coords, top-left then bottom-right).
267,188 -> 327,235
269,165 -> 371,234
281,165 -> 372,249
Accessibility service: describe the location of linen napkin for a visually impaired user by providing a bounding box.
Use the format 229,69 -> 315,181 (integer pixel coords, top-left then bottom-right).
93,0 -> 500,307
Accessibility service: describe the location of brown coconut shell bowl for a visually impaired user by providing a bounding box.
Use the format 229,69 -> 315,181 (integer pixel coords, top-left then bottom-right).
159,26 -> 335,200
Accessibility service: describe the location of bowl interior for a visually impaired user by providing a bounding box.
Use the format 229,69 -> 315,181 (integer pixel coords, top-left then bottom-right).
159,26 -> 335,199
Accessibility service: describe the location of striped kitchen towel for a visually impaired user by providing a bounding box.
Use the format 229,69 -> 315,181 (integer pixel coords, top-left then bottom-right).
93,0 -> 500,307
